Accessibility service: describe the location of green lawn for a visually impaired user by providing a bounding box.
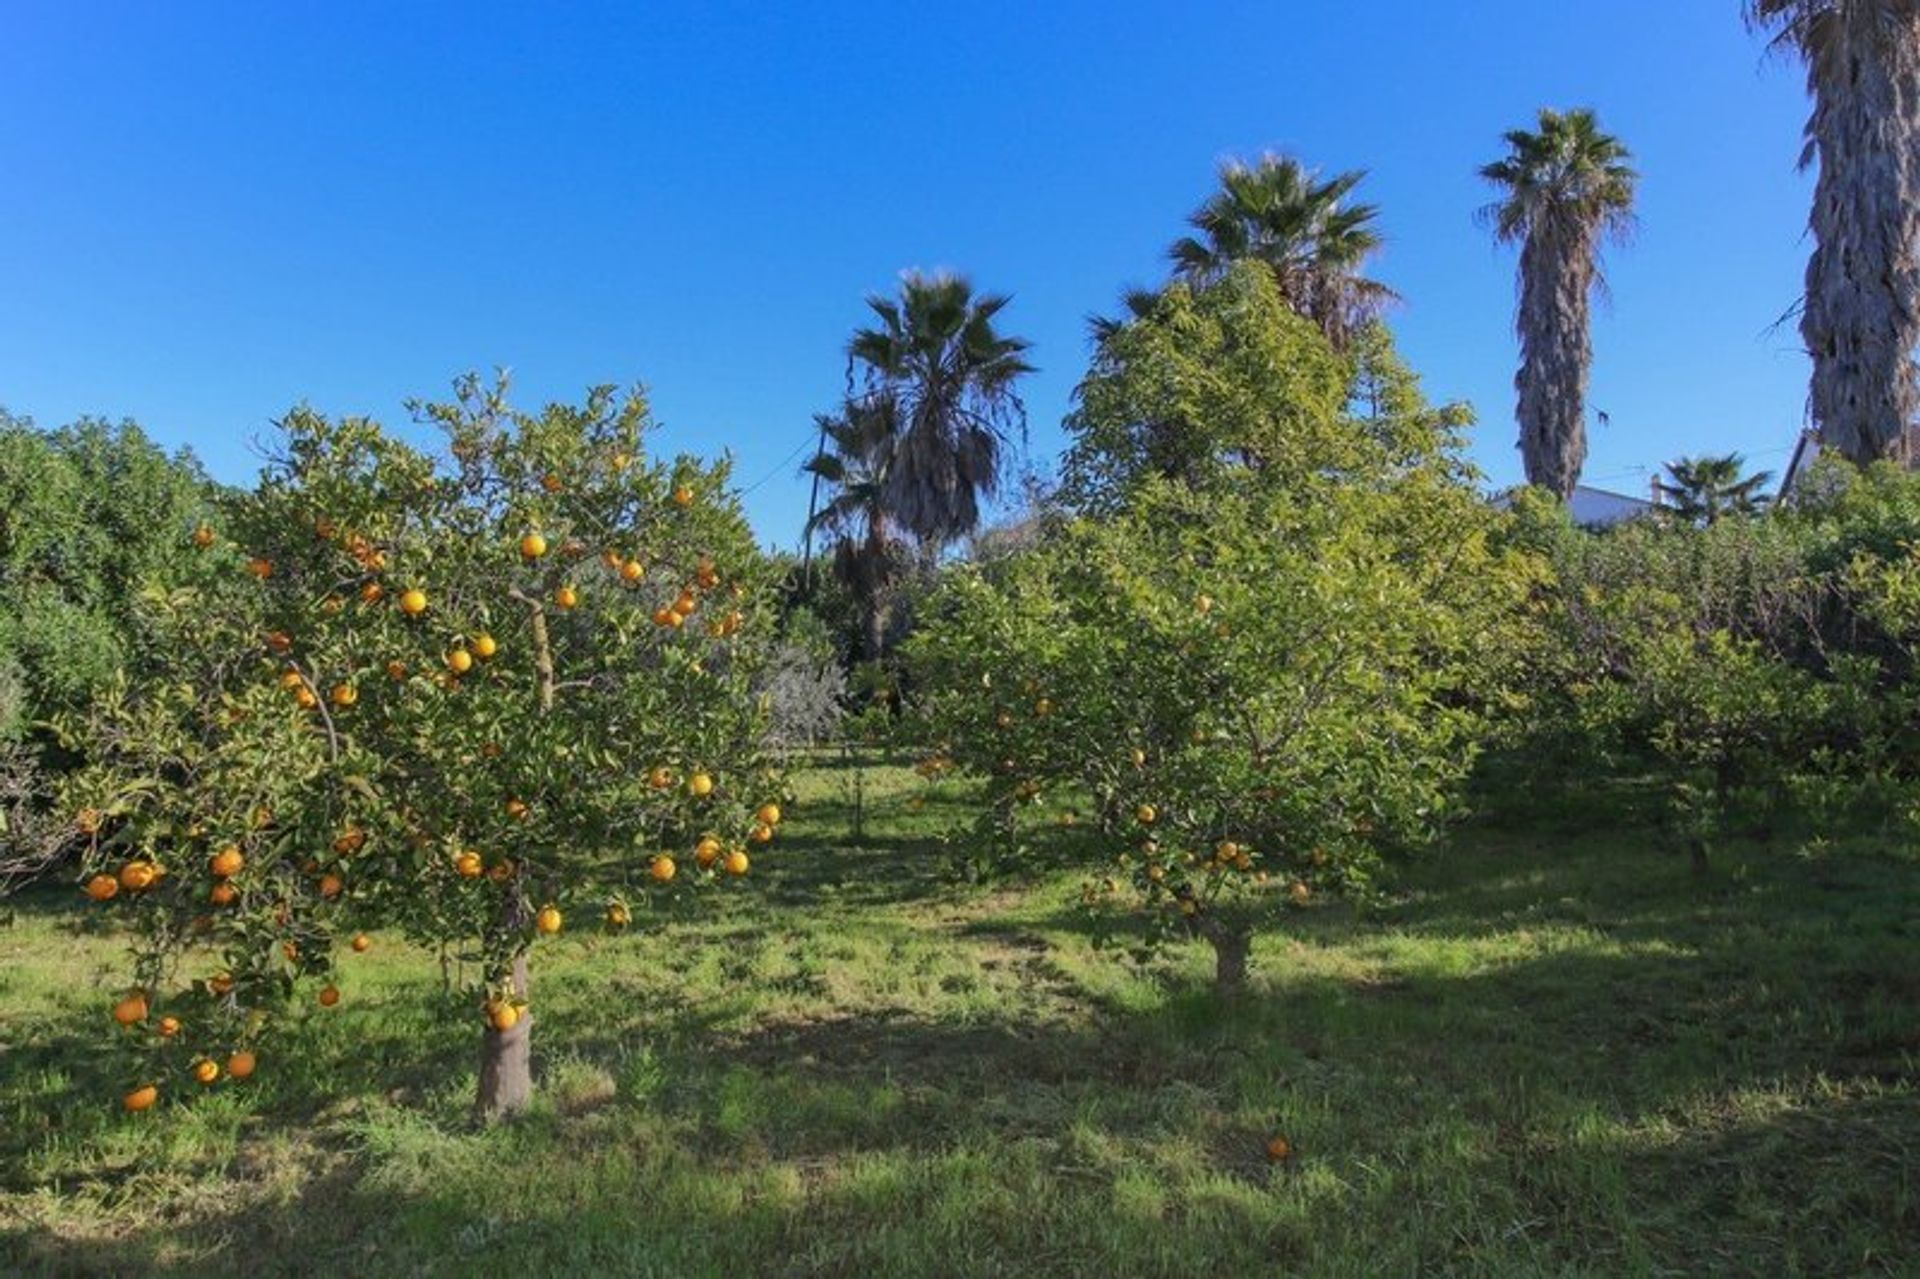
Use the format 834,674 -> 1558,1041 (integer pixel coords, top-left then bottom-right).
2,759 -> 1915,1277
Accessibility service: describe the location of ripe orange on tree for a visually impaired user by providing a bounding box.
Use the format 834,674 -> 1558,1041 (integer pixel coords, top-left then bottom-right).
226,1051 -> 256,1080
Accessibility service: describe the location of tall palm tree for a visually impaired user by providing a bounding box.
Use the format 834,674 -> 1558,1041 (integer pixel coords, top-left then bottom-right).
848,272 -> 1034,552
802,400 -> 905,663
1169,154 -> 1396,347
1746,1 -> 1920,466
1480,108 -> 1638,501
1659,452 -> 1776,525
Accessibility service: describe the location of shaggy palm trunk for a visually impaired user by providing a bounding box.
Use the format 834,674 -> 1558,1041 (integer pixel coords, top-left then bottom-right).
1801,10 -> 1920,465
478,952 -> 533,1117
1514,226 -> 1597,500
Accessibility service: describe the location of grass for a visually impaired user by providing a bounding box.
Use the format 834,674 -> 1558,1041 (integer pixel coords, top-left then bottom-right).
1,755 -> 1916,1276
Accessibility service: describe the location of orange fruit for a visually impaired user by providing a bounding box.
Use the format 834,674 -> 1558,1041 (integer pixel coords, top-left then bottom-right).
749,823 -> 773,845
123,1084 -> 159,1112
398,588 -> 428,617
318,873 -> 344,899
1266,1135 -> 1292,1162
280,670 -> 306,691
210,882 -> 237,906
486,1000 -> 520,1032
541,473 -> 563,494
755,803 -> 782,827
454,851 -> 483,878
1136,804 -> 1158,826
118,860 -> 158,892
282,940 -> 300,962
1130,747 -> 1147,769
247,557 -> 274,579
295,686 -> 319,710
647,766 -> 674,791
265,631 -> 293,655
506,798 -> 531,821
333,827 -> 366,855
209,846 -> 245,878
602,548 -> 624,571
360,581 -> 385,604
112,992 -> 149,1026
209,972 -> 235,996
672,590 -> 697,617
386,659 -> 408,681
85,873 -> 120,902
620,559 -> 645,585
554,585 -> 579,610
318,984 -> 341,1007
672,484 -> 694,508
488,859 -> 515,884
351,933 -> 371,953
191,525 -> 215,549
193,1059 -> 221,1085
535,905 -> 563,935
520,532 -> 549,560
695,836 -> 722,868
605,902 -> 631,928
331,683 -> 358,708
226,1051 -> 256,1080
1289,881 -> 1311,905
446,648 -> 474,675
650,855 -> 676,883
472,633 -> 498,660
158,1016 -> 181,1038
723,849 -> 750,877
652,607 -> 678,628
687,772 -> 714,798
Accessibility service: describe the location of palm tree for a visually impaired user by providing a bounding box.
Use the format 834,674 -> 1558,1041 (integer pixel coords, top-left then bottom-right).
1480,108 -> 1638,501
1169,154 -> 1397,347
1659,452 -> 1775,525
848,272 -> 1035,552
1746,2 -> 1920,466
802,400 -> 905,663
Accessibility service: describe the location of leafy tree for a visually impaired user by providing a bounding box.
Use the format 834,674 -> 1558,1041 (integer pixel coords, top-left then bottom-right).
1659,453 -> 1775,525
1058,265 -> 1351,514
847,272 -> 1034,551
911,268 -> 1534,993
1747,1 -> 1920,465
58,378 -> 783,1117
1169,154 -> 1396,348
1480,108 -> 1638,499
0,414 -> 220,743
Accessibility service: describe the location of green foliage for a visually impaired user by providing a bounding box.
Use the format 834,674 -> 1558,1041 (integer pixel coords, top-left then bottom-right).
913,273 -> 1537,983
0,413 -> 219,741
52,378 -> 785,1106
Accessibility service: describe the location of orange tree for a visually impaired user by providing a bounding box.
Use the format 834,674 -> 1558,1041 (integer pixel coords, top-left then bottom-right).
56,377 -> 784,1116
906,268 -> 1538,993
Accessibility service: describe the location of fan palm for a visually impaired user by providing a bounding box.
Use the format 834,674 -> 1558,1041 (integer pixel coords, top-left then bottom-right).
802,400 -> 906,662
1659,452 -> 1775,525
1480,108 -> 1638,501
1169,154 -> 1396,347
1746,1 -> 1920,465
848,272 -> 1034,551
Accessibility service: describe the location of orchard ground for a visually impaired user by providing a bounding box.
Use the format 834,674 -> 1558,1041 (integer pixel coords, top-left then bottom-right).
1,756 -> 1915,1277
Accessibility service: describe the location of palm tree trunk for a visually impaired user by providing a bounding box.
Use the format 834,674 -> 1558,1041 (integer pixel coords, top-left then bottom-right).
1803,14 -> 1920,465
1515,230 -> 1596,500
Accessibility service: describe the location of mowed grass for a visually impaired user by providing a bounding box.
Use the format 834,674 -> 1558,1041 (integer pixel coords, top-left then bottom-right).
1,757 -> 1916,1277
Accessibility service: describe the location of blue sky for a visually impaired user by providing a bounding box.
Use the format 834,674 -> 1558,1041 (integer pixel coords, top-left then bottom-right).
2,1 -> 1814,546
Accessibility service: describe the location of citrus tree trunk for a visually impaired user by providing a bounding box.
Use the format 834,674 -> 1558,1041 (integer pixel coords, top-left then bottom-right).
1195,915 -> 1252,997
477,951 -> 533,1118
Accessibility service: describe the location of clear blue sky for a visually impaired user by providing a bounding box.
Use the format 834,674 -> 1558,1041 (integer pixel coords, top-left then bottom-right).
2,1 -> 1814,546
